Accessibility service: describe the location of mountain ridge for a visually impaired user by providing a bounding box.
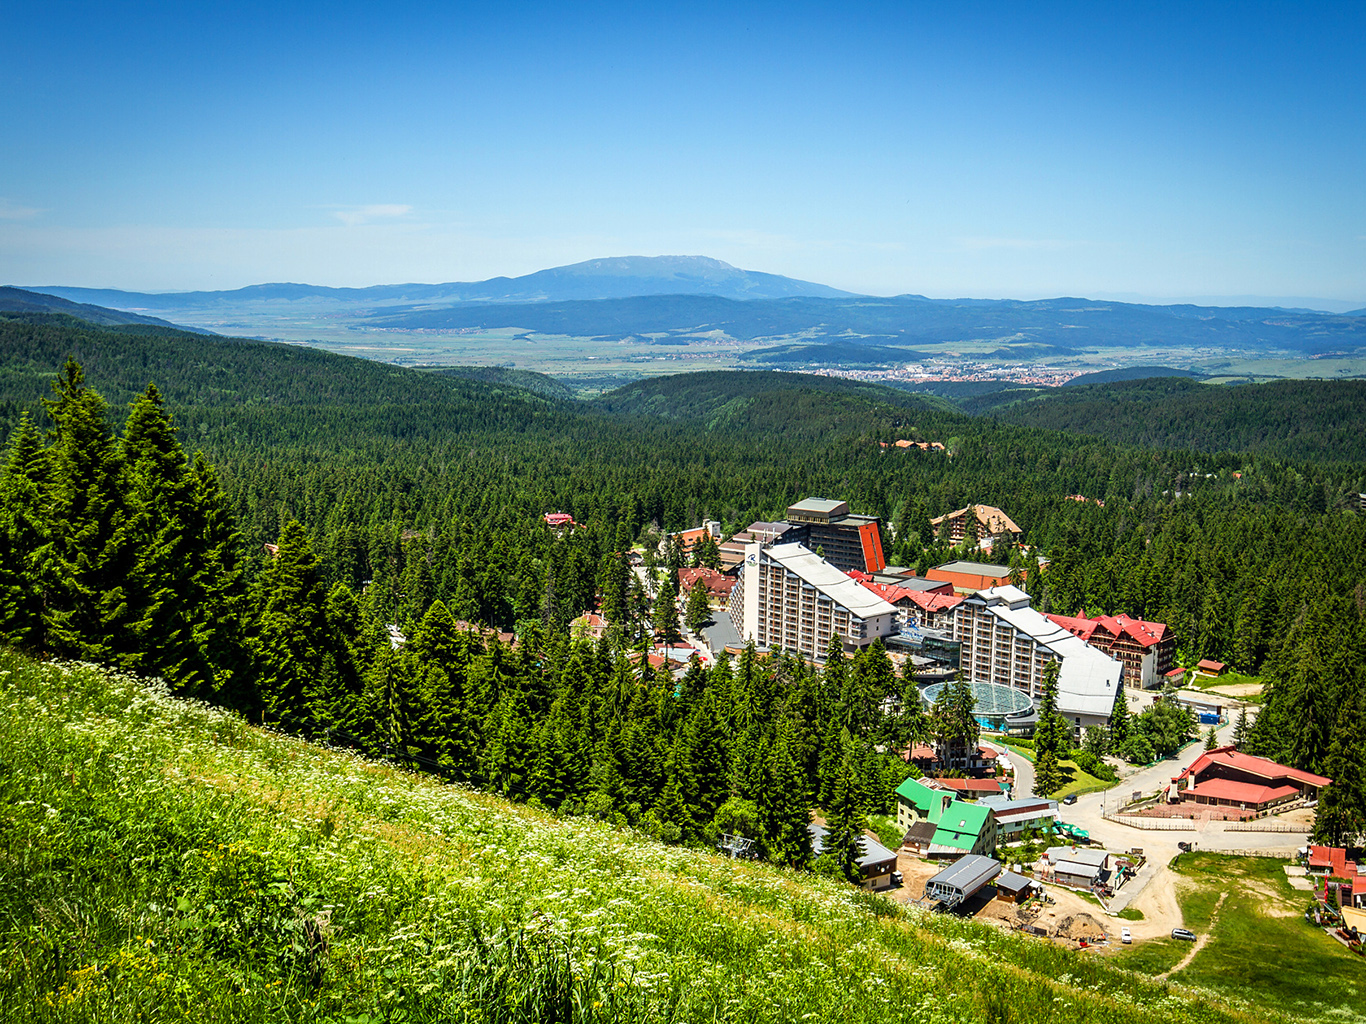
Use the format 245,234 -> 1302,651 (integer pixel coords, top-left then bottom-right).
27,254 -> 856,308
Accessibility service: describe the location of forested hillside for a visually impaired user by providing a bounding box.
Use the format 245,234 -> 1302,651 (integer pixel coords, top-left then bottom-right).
981,377 -> 1366,464
1,312 -> 1364,847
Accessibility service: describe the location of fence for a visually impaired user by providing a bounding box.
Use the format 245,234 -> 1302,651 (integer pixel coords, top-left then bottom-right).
1102,814 -> 1196,831
1224,821 -> 1307,833
1187,848 -> 1297,859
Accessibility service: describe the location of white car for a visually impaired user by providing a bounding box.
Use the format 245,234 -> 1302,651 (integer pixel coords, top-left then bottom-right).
1120,927 -> 1132,944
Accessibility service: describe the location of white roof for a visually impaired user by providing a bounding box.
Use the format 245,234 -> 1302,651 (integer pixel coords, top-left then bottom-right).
763,543 -> 896,619
1046,845 -> 1109,867
974,587 -> 1122,716
1053,859 -> 1104,879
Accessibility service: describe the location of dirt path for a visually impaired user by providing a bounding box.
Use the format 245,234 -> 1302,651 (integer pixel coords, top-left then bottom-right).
1157,891 -> 1226,979
1123,865 -> 1183,940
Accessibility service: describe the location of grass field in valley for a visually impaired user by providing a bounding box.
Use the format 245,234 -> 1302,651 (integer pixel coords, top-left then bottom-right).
1114,853 -> 1363,1022
0,650 -> 1327,1024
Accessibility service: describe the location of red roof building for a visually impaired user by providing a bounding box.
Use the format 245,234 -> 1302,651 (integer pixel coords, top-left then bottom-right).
1171,746 -> 1331,811
1046,612 -> 1175,689
543,512 -> 578,530
1307,845 -> 1356,877
849,573 -> 965,631
930,777 -> 1006,799
678,567 -> 736,604
1196,658 -> 1228,676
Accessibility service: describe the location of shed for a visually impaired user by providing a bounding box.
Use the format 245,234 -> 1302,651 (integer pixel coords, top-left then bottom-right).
1046,845 -> 1110,889
924,854 -> 1002,907
994,870 -> 1035,903
900,819 -> 938,857
809,825 -> 899,890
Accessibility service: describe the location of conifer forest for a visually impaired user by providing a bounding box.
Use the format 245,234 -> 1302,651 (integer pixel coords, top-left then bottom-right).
2,312 -> 1365,853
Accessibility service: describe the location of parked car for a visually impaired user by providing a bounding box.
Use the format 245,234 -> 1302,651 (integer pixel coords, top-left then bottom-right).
1063,794 -> 1078,805
1120,927 -> 1132,944
1171,928 -> 1197,941
890,871 -> 903,887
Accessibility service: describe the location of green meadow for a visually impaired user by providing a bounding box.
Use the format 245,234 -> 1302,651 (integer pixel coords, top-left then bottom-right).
0,651 -> 1327,1023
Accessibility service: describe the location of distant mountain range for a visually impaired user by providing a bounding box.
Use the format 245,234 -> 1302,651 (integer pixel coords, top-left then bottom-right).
0,286 -> 212,332
11,254 -> 1366,361
27,255 -> 854,309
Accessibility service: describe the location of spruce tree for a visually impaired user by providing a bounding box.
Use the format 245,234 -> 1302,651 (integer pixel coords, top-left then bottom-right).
1108,684 -> 1132,745
39,359 -> 134,665
1311,694 -> 1366,848
0,413 -> 49,649
653,581 -> 682,644
823,738 -> 869,884
253,519 -> 328,724
758,721 -> 812,867
1232,707 -> 1249,748
1034,747 -> 1064,797
684,581 -> 711,634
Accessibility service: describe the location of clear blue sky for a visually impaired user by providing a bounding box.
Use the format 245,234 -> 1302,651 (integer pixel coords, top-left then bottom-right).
3,1 -> 1363,304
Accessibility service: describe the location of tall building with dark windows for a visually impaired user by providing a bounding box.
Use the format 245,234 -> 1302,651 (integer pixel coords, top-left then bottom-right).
783,497 -> 887,574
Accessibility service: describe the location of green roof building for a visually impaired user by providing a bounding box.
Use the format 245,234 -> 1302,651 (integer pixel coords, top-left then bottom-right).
894,776 -> 957,831
928,802 -> 997,860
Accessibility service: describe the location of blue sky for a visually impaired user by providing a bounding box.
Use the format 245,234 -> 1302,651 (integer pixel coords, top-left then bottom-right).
2,1 -> 1363,304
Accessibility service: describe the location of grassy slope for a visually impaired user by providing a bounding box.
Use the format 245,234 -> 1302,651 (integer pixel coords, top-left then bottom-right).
0,652 -> 1293,1024
1115,854 -> 1363,1022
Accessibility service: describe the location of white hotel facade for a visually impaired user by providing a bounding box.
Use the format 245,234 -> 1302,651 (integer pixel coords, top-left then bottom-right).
727,541 -> 897,661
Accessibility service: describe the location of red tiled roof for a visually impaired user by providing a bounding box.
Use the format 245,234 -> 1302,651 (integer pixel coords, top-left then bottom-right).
906,744 -> 938,762
678,567 -> 735,599
1183,779 -> 1299,806
934,777 -> 1004,794
904,590 -> 965,614
1175,746 -> 1332,790
543,512 -> 576,526
1197,658 -> 1226,673
1045,611 -> 1167,649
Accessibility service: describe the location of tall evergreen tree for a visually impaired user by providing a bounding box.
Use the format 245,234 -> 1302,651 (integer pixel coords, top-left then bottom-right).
822,737 -> 869,884
1311,692 -> 1366,848
758,720 -> 812,867
38,359 -> 135,665
0,413 -> 49,649
253,519 -> 328,723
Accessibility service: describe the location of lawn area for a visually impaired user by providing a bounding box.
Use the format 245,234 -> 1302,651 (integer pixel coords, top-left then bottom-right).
1115,853 -> 1364,1021
1053,761 -> 1112,799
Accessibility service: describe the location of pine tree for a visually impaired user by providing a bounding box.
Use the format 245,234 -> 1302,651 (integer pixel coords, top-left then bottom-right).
38,359 -> 135,664
1034,747 -> 1064,797
653,580 -> 682,644
1232,707 -> 1249,748
253,519 -> 328,724
758,721 -> 812,867
0,413 -> 49,649
180,452 -> 247,703
119,383 -> 197,680
1034,661 -> 1063,758
1108,684 -> 1132,745
1311,693 -> 1366,848
684,580 -> 711,634
823,738 -> 869,884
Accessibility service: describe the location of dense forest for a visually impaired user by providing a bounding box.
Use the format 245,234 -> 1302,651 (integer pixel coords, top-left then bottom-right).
979,376 -> 1366,464
1,311 -> 1364,848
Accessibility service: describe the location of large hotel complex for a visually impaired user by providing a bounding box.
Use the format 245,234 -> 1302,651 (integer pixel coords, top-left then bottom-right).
721,497 -> 1151,735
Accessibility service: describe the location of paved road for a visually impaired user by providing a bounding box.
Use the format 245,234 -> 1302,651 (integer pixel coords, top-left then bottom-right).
984,710 -> 1308,915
